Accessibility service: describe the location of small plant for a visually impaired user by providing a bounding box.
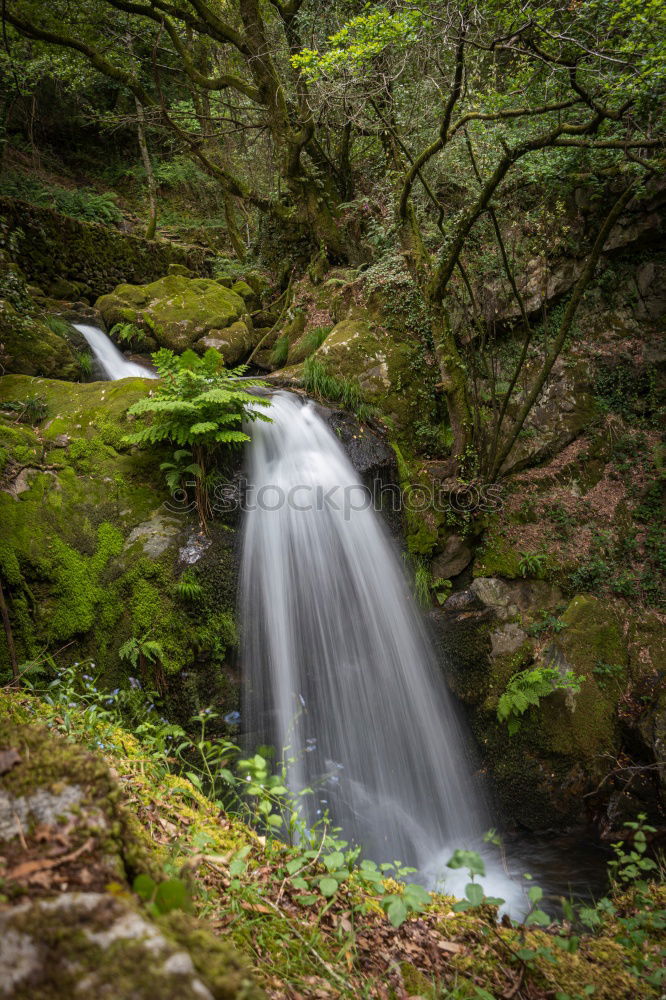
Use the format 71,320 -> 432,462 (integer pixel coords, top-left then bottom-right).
518,550 -> 548,578
413,558 -> 431,608
593,660 -> 625,691
174,570 -> 203,601
75,350 -> 94,377
119,632 -> 166,678
133,873 -> 193,916
124,347 -> 270,529
110,321 -> 149,348
269,334 -> 289,367
44,315 -> 74,338
526,611 -> 568,637
497,665 -> 583,735
431,576 -> 453,605
609,814 -> 658,888
0,394 -> 48,424
303,356 -> 375,421
299,326 -> 331,357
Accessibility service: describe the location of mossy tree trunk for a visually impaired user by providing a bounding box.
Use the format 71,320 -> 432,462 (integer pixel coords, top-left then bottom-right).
134,99 -> 158,241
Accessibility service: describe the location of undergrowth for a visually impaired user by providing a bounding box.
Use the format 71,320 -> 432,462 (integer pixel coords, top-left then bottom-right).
3,662 -> 664,999
0,171 -> 123,226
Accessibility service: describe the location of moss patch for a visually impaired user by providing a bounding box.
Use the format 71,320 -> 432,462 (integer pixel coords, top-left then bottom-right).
96,275 -> 246,353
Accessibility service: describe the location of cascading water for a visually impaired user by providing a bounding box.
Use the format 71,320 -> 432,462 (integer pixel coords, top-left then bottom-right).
72,322 -> 157,380
240,391 -> 522,906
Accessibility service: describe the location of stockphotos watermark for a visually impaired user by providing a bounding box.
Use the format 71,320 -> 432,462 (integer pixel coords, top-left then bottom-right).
165,477 -> 505,520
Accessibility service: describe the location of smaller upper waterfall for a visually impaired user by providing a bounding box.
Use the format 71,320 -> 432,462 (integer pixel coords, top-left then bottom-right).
72,323 -> 157,380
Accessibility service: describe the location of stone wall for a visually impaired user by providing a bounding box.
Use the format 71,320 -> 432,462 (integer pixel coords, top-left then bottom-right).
0,197 -> 212,297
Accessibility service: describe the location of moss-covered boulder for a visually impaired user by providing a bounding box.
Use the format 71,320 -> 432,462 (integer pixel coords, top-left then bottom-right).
0,376 -> 240,718
0,716 -> 263,999
277,315 -> 440,439
96,275 -> 248,357
0,299 -> 79,380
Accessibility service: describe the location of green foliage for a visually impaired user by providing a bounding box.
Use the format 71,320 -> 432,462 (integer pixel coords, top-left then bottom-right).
299,326 -> 331,357
119,633 -> 165,671
0,171 -> 123,226
497,666 -> 583,735
526,612 -> 568,638
133,873 -> 193,916
0,394 -> 47,424
74,349 -> 94,377
12,673 -> 665,994
413,558 -> 431,608
124,348 -> 270,527
174,571 -> 203,602
518,550 -> 548,578
302,357 -> 375,422
44,315 -> 73,338
292,7 -> 426,79
110,321 -> 149,348
269,335 -> 289,368
593,660 -> 625,692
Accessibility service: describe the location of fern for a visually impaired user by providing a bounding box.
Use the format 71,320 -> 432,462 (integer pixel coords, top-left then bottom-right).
175,571 -> 203,601
110,322 -> 148,347
124,347 -> 270,529
497,666 -> 583,735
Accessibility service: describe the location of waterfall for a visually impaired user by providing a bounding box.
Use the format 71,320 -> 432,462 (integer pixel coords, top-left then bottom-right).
72,323 -> 157,380
240,391 -> 522,905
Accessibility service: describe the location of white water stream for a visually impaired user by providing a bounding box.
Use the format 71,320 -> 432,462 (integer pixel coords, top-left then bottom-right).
72,322 -> 156,380
240,391 -> 524,909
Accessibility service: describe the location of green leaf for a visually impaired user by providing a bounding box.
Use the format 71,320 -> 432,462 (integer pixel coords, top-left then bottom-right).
133,873 -> 156,901
465,882 -> 484,906
318,877 -> 339,898
385,898 -> 407,927
446,849 -> 486,878
527,885 -> 543,904
154,878 -> 191,914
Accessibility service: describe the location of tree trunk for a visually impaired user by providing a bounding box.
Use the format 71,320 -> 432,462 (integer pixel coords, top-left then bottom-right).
428,301 -> 472,463
223,193 -> 247,261
135,96 -> 158,240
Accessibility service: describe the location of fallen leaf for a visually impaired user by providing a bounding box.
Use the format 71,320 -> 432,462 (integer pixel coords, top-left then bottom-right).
436,940 -> 465,954
6,837 -> 95,881
240,901 -> 272,914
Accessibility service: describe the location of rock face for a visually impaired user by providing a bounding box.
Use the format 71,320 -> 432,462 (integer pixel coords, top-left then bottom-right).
432,582 -> 664,830
0,376 -> 240,723
96,275 -> 250,356
0,718 -> 263,999
0,298 -> 79,379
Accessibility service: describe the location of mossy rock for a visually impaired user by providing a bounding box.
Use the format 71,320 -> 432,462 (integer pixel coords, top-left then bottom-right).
0,377 -> 240,706
0,299 -> 79,380
195,320 -> 255,364
313,316 -> 439,438
96,275 -> 247,354
230,279 -> 258,310
0,195 -> 210,298
0,716 -> 263,999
